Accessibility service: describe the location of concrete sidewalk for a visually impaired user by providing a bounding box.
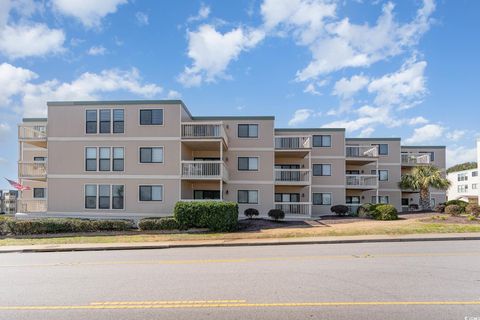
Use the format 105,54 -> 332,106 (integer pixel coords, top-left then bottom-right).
1,232 -> 480,253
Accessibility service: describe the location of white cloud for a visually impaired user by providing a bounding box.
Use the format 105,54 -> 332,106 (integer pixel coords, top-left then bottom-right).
304,79 -> 328,95
333,74 -> 369,99
51,0 -> 128,28
446,129 -> 466,142
0,1 -> 65,59
188,3 -> 210,23
0,63 -> 163,117
178,24 -> 265,86
0,122 -> 11,141
135,11 -> 149,26
87,45 -> 107,56
408,116 -> 429,125
368,58 -> 427,108
358,127 -> 374,138
290,0 -> 435,81
288,108 -> 315,126
446,146 -> 477,167
404,123 -> 444,144
166,90 -> 181,99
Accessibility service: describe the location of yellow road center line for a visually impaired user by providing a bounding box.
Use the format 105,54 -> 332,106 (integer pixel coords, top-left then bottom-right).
90,300 -> 247,305
1,301 -> 480,310
1,251 -> 480,268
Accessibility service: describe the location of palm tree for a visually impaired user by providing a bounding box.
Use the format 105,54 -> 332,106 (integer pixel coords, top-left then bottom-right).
399,165 -> 451,211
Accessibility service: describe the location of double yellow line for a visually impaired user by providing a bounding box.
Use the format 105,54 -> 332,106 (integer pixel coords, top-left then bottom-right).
1,300 -> 480,311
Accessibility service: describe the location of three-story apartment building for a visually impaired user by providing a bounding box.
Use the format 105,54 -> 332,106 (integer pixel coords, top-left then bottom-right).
17,100 -> 446,219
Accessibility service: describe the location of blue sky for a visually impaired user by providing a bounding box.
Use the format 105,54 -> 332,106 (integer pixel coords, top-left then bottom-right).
0,0 -> 479,189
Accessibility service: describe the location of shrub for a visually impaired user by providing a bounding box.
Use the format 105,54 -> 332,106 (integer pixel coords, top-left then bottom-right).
445,204 -> 462,216
268,209 -> 285,221
467,215 -> 477,221
445,200 -> 468,213
244,208 -> 260,219
330,205 -> 349,216
174,201 -> 238,232
0,216 -> 12,235
466,204 -> 480,217
357,203 -> 373,218
434,203 -> 446,213
5,218 -> 133,235
138,217 -> 179,231
370,204 -> 398,220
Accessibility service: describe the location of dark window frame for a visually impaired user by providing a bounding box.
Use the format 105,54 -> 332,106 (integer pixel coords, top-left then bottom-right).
140,109 -> 164,125
99,109 -> 111,134
139,147 -> 164,163
33,188 -> 45,198
139,185 -> 163,201
238,157 -> 259,171
112,147 -> 124,172
113,109 -> 124,133
312,135 -> 332,147
238,190 -> 259,204
85,184 -> 97,209
313,193 -> 332,205
313,164 -> 332,176
238,124 -> 258,138
99,147 -> 111,171
86,110 -> 97,134
373,144 -> 389,155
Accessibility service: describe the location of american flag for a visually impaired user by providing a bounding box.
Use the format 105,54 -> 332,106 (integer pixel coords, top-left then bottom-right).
4,178 -> 31,191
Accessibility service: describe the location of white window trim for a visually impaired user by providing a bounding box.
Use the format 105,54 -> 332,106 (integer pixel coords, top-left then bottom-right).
85,108 -> 125,135
138,146 -> 165,164
84,146 -> 125,173
138,184 -> 164,202
83,184 -> 125,211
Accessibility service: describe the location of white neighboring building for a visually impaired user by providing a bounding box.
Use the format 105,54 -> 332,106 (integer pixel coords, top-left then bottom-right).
446,139 -> 480,204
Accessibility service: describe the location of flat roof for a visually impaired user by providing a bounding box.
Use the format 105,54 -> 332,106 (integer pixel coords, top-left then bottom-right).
275,128 -> 345,132
346,137 -> 401,141
22,118 -> 47,122
192,116 -> 275,120
401,145 -> 446,149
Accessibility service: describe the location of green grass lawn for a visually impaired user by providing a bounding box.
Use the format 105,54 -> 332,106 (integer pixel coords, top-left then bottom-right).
1,219 -> 480,247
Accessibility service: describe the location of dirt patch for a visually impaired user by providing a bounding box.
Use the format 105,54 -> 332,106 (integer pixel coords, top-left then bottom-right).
237,219 -> 313,232
420,215 -> 480,225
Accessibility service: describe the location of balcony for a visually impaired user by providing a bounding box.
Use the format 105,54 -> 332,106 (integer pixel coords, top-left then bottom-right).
274,169 -> 310,185
401,153 -> 430,166
18,125 -> 47,148
17,199 -> 47,213
181,161 -> 229,181
345,174 -> 378,189
346,145 -> 378,165
18,161 -> 47,180
274,136 -> 312,158
274,202 -> 312,217
181,122 -> 228,146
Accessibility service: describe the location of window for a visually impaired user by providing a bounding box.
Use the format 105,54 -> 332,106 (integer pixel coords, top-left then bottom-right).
113,147 -> 124,171
140,109 -> 163,125
98,185 -> 110,209
458,173 -> 468,181
372,196 -> 389,204
346,196 -> 360,204
85,148 -> 97,171
313,164 -> 331,176
238,124 -> 258,138
113,109 -> 124,133
99,148 -> 111,171
194,190 -> 220,200
420,151 -> 434,162
34,157 -> 46,162
473,171 -> 478,177
238,157 -> 258,171
373,144 -> 388,155
33,188 -> 45,198
139,185 -> 163,201
402,198 -> 409,206
99,109 -> 111,133
140,147 -> 164,163
85,185 -> 97,209
372,169 -> 388,181
313,193 -> 332,205
473,184 -> 477,190
86,110 -> 97,134
112,185 -> 124,209
238,190 -> 258,204
275,193 -> 300,203
458,185 -> 468,193
313,135 -> 331,147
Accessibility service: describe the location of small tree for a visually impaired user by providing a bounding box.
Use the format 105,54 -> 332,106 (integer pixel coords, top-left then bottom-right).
268,209 -> 285,221
244,208 -> 259,219
399,165 -> 450,211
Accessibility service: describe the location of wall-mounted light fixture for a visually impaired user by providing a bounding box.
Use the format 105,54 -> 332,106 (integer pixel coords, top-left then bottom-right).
225,190 -> 229,195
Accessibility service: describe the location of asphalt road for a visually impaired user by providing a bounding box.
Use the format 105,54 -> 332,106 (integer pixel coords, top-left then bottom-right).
0,241 -> 479,320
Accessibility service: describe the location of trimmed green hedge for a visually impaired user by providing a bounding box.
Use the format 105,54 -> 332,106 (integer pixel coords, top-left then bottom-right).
174,201 -> 238,232
138,217 -> 180,231
5,218 -> 134,235
370,204 -> 398,220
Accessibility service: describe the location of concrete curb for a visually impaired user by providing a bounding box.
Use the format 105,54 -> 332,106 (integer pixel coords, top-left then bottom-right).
2,234 -> 480,253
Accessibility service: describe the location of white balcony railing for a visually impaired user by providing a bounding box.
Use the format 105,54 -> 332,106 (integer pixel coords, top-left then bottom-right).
345,174 -> 378,188
275,202 -> 312,216
401,153 -> 431,165
18,161 -> 47,178
346,145 -> 378,158
17,199 -> 47,213
274,136 -> 311,149
181,122 -> 228,144
18,125 -> 47,140
274,169 -> 310,183
181,161 -> 229,180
